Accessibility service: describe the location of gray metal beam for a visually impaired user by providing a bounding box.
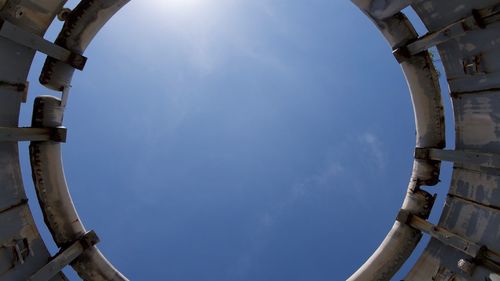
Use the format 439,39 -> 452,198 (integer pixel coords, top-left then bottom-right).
398,210 -> 500,273
0,127 -> 67,142
28,231 -> 100,281
393,15 -> 481,63
397,210 -> 484,258
0,18 -> 86,70
393,5 -> 500,63
415,148 -> 500,169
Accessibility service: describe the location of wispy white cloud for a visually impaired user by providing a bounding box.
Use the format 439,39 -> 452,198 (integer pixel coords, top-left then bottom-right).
256,132 -> 385,232
254,159 -> 345,235
228,131 -> 387,277
313,161 -> 345,186
358,132 -> 385,171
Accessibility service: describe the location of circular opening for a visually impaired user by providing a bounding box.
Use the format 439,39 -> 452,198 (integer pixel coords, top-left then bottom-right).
27,1 -> 419,280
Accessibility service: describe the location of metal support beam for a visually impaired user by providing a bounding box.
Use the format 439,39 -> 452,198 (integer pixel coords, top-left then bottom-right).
0,19 -> 87,70
393,6 -> 500,63
397,210 -> 484,258
0,127 -> 67,142
397,210 -> 500,272
415,148 -> 500,169
28,231 -> 100,281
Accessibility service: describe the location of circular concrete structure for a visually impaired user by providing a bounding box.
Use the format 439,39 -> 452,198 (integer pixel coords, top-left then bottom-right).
0,1 -> 499,280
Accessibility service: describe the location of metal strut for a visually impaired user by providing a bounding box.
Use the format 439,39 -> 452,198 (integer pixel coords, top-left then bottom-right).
393,5 -> 500,63
0,127 -> 67,142
415,148 -> 500,169
397,210 -> 500,273
0,18 -> 87,70
28,231 -> 100,281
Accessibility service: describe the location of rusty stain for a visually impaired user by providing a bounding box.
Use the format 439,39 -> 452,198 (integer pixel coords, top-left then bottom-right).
0,80 -> 26,92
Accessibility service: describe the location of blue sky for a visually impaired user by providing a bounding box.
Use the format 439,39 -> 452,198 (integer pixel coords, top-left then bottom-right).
19,1 -> 454,280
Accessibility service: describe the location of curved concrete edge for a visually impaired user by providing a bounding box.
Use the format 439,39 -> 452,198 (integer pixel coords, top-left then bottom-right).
29,96 -> 128,281
40,0 -> 130,91
352,0 -> 412,20
347,4 -> 446,281
376,14 -> 445,152
354,11 -> 445,186
347,188 -> 435,281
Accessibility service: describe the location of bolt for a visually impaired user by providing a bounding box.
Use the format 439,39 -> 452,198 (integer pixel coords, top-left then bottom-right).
15,6 -> 24,18
57,8 -> 72,21
457,258 -> 475,275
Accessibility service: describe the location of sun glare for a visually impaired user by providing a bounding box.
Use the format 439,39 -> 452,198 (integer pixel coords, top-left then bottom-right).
157,0 -> 208,11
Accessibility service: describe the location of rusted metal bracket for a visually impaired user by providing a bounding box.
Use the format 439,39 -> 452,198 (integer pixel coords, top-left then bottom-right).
0,127 -> 67,142
28,230 -> 100,281
397,210 -> 500,273
393,6 -> 500,63
0,18 -> 87,70
415,147 -> 500,169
